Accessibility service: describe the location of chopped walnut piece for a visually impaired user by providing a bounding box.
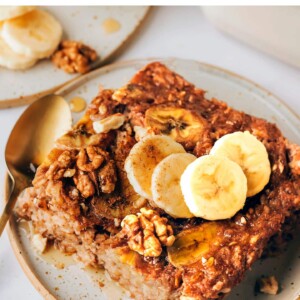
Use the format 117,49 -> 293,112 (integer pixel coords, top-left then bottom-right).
93,113 -> 125,134
133,126 -> 151,141
287,143 -> 300,175
45,150 -> 76,181
73,171 -> 95,198
256,276 -> 279,295
121,207 -> 175,257
74,146 -> 117,197
76,146 -> 107,172
99,104 -> 108,115
52,40 -> 98,74
98,160 -> 117,193
63,168 -> 76,177
32,234 -> 48,254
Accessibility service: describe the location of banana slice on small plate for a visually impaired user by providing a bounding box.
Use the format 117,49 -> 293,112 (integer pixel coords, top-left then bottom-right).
0,35 -> 37,70
125,135 -> 185,200
151,153 -> 196,218
210,131 -> 271,197
0,6 -> 35,21
181,154 -> 247,220
1,9 -> 62,59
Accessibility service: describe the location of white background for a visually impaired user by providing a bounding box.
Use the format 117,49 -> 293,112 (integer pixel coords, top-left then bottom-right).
0,6 -> 300,300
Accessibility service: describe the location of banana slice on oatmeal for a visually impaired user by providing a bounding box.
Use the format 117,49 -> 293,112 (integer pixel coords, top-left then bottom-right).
168,222 -> 221,267
210,131 -> 271,197
181,154 -> 247,220
125,135 -> 185,200
145,107 -> 206,145
151,153 -> 196,218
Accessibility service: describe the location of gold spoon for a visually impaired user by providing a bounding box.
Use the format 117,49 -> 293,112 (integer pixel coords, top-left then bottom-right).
0,95 -> 72,236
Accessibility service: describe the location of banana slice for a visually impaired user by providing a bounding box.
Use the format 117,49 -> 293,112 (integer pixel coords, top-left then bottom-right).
210,131 -> 271,197
151,153 -> 196,218
0,6 -> 35,21
145,107 -> 206,145
181,155 -> 247,220
0,35 -> 37,70
93,114 -> 125,134
125,135 -> 185,199
168,222 -> 221,267
2,9 -> 62,59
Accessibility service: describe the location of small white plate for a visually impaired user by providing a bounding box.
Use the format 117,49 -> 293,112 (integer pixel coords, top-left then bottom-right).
0,6 -> 149,108
7,58 -> 300,300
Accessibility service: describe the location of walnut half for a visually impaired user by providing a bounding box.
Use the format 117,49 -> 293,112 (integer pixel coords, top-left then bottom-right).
42,146 -> 117,199
52,40 -> 98,74
256,276 -> 279,295
121,207 -> 175,257
75,146 -> 117,197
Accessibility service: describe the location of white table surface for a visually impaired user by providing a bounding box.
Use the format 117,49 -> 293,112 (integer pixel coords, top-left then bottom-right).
1,6 -> 300,300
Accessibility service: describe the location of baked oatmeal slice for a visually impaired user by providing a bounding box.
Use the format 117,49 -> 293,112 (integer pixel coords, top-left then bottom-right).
16,62 -> 300,300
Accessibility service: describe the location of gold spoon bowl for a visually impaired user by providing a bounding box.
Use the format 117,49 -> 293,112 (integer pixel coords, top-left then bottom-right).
0,95 -> 72,236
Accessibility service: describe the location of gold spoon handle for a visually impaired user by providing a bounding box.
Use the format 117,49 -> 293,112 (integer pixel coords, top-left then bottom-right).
0,187 -> 19,236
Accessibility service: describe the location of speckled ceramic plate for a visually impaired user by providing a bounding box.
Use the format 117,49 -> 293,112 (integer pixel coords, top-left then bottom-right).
0,6 -> 149,108
7,58 -> 300,300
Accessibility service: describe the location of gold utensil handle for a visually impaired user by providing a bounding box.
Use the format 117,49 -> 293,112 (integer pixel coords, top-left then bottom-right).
0,187 -> 19,236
